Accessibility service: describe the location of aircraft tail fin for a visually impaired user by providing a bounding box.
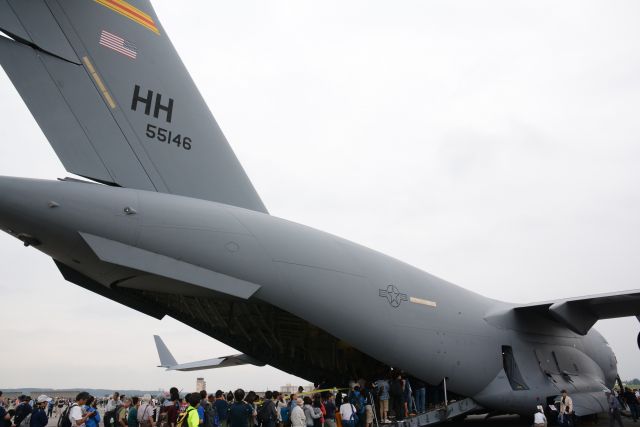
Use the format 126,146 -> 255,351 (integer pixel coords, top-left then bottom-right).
0,0 -> 267,213
154,335 -> 178,367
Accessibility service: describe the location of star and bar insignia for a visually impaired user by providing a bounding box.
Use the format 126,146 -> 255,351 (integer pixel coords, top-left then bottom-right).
379,284 -> 408,308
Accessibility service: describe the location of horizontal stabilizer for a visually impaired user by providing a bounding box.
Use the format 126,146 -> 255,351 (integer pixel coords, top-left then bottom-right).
80,233 -> 261,300
168,354 -> 265,372
153,335 -> 263,371
514,290 -> 640,335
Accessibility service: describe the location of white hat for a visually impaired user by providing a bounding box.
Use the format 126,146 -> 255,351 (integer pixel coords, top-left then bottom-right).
37,395 -> 51,403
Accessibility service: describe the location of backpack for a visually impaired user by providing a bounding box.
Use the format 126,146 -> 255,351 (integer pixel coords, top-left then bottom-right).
281,407 -> 290,427
58,403 -> 77,427
257,401 -> 274,425
342,404 -> 358,427
177,408 -> 194,427
18,413 -> 32,427
203,401 -> 216,427
104,405 -> 122,427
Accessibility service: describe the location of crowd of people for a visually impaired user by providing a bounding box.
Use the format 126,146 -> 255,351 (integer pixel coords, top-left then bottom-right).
0,380 -> 638,427
0,371 -> 430,427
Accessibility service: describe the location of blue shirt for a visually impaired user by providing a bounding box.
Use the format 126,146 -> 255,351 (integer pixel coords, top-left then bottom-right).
29,408 -> 48,427
214,400 -> 229,421
376,380 -> 390,400
198,406 -> 205,422
228,402 -> 252,427
323,401 -> 336,419
83,405 -> 101,427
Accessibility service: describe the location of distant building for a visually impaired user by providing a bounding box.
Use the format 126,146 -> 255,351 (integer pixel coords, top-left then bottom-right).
196,378 -> 207,392
279,383 -> 314,394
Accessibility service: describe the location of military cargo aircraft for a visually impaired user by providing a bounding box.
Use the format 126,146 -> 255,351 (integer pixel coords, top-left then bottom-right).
0,0 -> 639,420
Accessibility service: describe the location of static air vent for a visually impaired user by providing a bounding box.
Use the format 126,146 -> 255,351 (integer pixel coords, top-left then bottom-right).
502,345 -> 529,391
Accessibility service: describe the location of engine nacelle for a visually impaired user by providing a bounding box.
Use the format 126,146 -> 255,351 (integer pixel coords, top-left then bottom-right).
637,331 -> 640,350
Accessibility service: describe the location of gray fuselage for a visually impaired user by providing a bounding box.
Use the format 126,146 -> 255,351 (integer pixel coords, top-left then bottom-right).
0,176 -> 617,415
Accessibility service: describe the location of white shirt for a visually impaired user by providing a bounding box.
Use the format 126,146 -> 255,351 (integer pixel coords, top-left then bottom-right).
106,399 -> 120,412
339,403 -> 355,422
69,404 -> 84,427
559,395 -> 572,414
290,406 -> 306,427
138,404 -> 153,423
534,412 -> 546,423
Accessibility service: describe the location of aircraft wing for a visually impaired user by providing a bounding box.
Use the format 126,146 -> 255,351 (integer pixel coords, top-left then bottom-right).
0,0 -> 266,213
513,289 -> 640,335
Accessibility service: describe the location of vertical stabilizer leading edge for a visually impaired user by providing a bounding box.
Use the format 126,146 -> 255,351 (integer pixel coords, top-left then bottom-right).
154,335 -> 178,368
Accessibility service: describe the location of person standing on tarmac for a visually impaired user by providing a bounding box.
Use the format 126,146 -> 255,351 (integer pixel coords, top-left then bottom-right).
56,398 -> 65,417
558,390 -> 572,426
69,392 -> 96,427
127,397 -> 139,427
290,399 -> 305,427
532,405 -> 546,427
606,390 -> 624,427
260,391 -> 277,427
29,395 -> 50,427
83,396 -> 101,427
214,391 -> 229,427
338,397 -> 356,427
228,390 -> 252,427
0,392 -> 10,427
321,394 -> 336,427
185,394 -> 201,427
117,399 -> 131,427
165,388 -> 180,427
624,387 -> 639,422
106,394 -> 121,413
13,396 -> 32,427
138,397 -> 155,427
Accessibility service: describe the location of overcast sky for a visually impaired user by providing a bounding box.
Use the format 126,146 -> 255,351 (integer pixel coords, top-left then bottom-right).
1,1 -> 639,392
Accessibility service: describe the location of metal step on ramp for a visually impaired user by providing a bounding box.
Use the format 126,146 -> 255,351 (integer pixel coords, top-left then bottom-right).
388,398 -> 482,427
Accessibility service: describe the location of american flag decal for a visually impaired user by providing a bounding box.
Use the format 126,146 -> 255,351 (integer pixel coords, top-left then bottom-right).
99,30 -> 137,59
